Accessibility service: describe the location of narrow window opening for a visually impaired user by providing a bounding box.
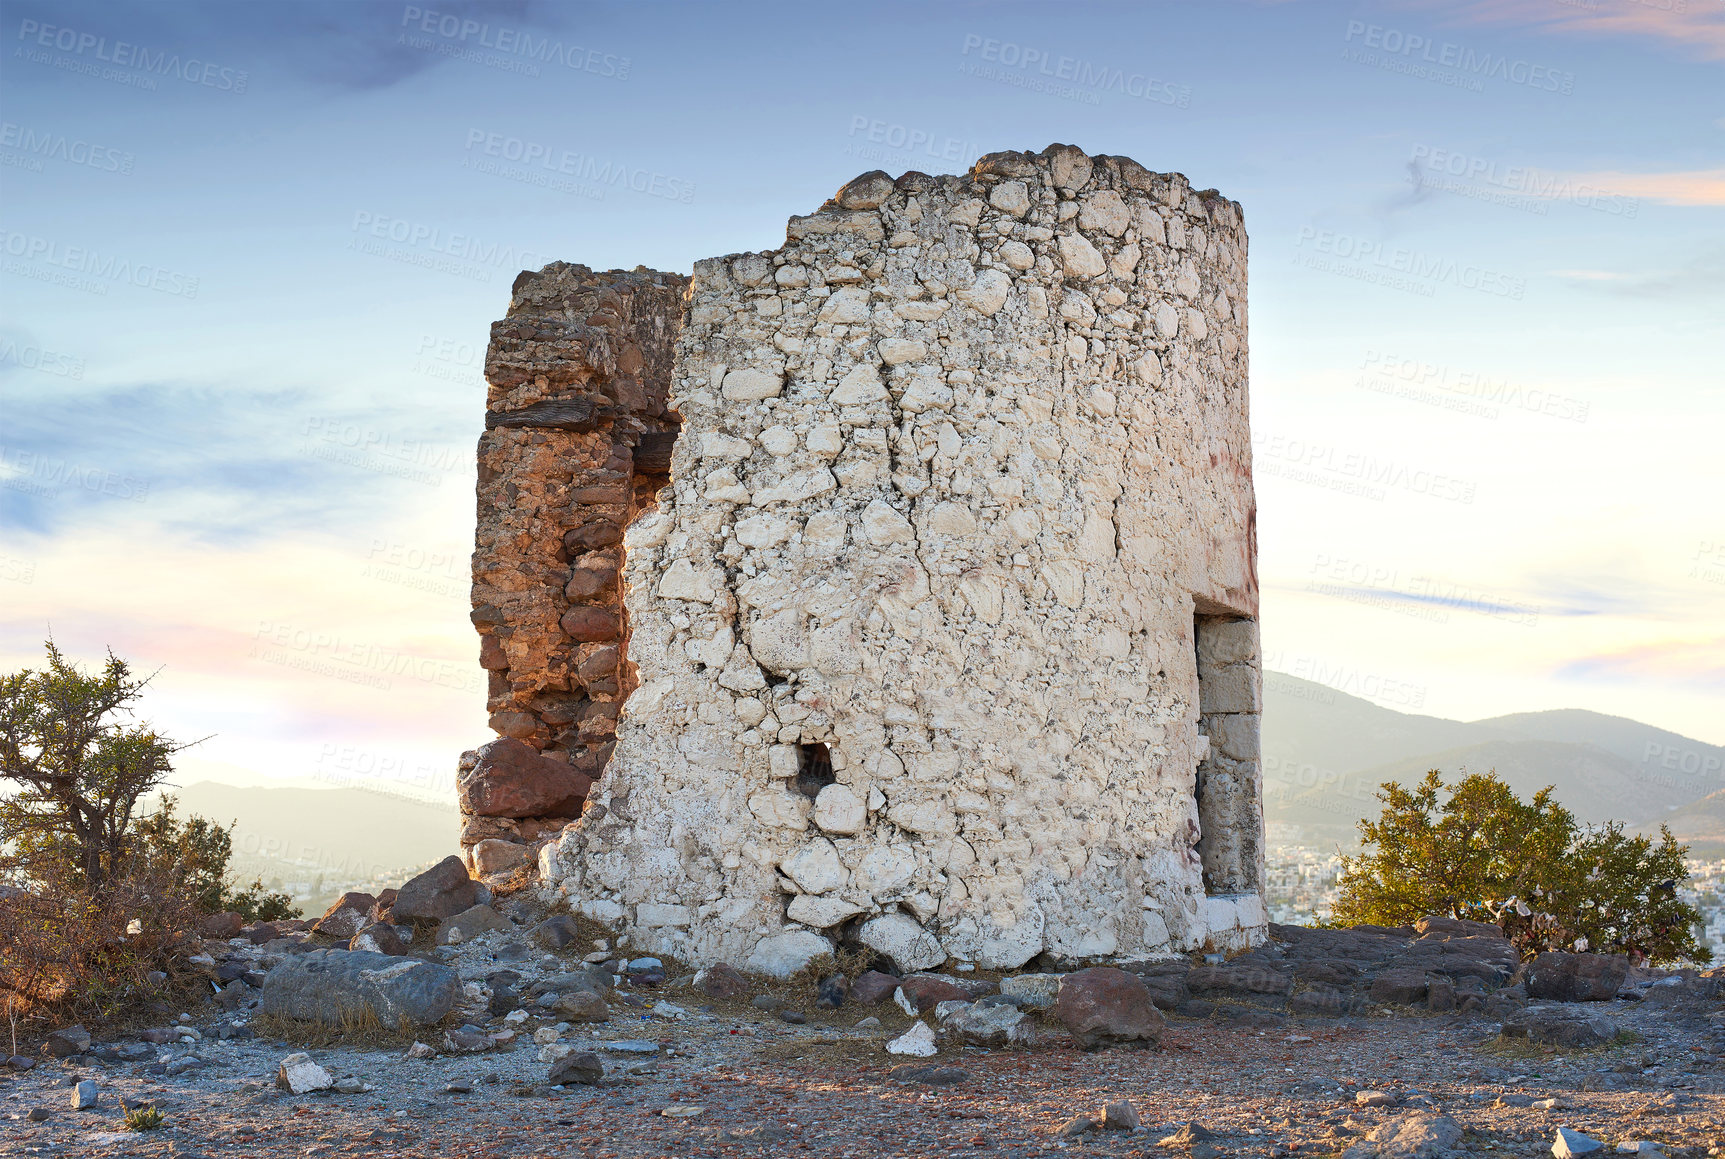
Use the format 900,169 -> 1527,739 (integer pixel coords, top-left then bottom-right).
795,743 -> 834,800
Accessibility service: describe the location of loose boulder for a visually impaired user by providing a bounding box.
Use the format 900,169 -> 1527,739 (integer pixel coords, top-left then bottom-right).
275,1053 -> 334,1094
1524,952 -> 1629,1002
391,856 -> 480,924
43,1025 -> 91,1058
693,963 -> 751,1001
1501,1005 -> 1618,1049
261,949 -> 460,1028
459,738 -> 592,818
312,893 -> 377,941
436,904 -> 512,946
549,1050 -> 603,1085
1054,967 -> 1166,1049
199,911 -> 245,939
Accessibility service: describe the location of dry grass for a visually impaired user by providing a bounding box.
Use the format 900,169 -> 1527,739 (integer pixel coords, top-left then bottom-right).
0,864 -> 208,1039
251,1004 -> 425,1051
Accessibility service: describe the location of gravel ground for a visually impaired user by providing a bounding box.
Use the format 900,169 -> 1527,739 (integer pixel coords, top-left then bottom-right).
3,982 -> 1720,1158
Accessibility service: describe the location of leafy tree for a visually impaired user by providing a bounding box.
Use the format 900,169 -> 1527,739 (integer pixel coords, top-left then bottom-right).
0,642 -> 298,921
130,797 -> 298,922
0,643 -> 183,888
1335,770 -> 1707,965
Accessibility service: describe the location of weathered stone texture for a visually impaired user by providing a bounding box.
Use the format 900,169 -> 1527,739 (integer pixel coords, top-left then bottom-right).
463,263 -> 688,866
508,145 -> 1261,971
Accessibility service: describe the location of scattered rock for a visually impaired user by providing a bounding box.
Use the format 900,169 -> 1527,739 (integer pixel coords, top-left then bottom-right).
530,914 -> 580,951
70,1080 -> 99,1110
1357,1090 -> 1399,1108
816,975 -> 850,1009
275,1053 -> 334,1094
1057,1115 -> 1095,1139
199,911 -> 245,939
851,970 -> 901,1005
43,1025 -> 90,1058
349,922 -> 409,956
854,1016 -> 880,1029
260,949 -> 461,1028
885,1021 -> 938,1057
751,994 -> 785,1012
436,903 -> 512,946
693,963 -> 750,1001
26,1106 -> 51,1122
548,1051 -> 603,1086
1102,1100 -> 1141,1130
311,893 -> 377,940
444,1027 -> 492,1053
1344,1114 -> 1463,1158
662,1104 -> 705,1118
554,991 -> 610,1022
998,972 -> 1061,1010
894,975 -> 972,1013
1502,1006 -> 1619,1049
391,856 -> 481,925
1525,953 -> 1631,1003
1054,967 -> 1167,1050
887,1064 -> 970,1085
1161,1122 -> 1218,1146
946,1002 -> 1035,1048
778,1010 -> 807,1025
1551,1128 -> 1605,1158
333,1077 -> 368,1094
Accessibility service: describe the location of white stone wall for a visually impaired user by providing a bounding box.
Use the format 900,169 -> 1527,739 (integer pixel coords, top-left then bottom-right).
541,145 -> 1261,974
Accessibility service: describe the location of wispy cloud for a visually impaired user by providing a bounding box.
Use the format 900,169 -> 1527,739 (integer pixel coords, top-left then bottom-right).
1552,244 -> 1725,298
0,382 -> 474,541
1402,0 -> 1725,62
1560,168 -> 1725,209
1556,638 -> 1725,690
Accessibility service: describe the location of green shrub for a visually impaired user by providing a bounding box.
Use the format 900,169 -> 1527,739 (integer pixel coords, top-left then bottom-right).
1334,770 -> 1707,965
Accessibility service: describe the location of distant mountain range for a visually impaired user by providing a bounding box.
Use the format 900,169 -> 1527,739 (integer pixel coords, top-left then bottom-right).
148,781 -> 458,914
1262,672 -> 1725,852
151,675 -> 1724,913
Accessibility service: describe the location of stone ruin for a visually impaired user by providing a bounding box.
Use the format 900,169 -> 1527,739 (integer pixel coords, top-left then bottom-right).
458,144 -> 1263,975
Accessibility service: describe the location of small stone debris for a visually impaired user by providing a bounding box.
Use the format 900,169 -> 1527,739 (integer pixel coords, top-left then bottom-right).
1161,1121 -> 1219,1146
1101,1099 -> 1140,1130
1056,1114 -> 1095,1139
885,1021 -> 938,1057
547,1051 -> 603,1086
275,1053 -> 334,1094
887,1064 -> 970,1086
43,1025 -> 91,1058
1553,1128 -> 1605,1158
70,1079 -> 99,1110
599,1039 -> 658,1054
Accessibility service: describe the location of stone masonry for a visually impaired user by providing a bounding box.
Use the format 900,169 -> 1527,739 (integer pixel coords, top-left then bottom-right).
464,145 -> 1263,973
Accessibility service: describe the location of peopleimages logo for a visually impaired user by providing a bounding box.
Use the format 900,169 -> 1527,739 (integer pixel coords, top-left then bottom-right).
1342,20 -> 1575,95
14,18 -> 249,92
0,122 -> 134,174
959,34 -> 1191,107
0,229 -> 200,298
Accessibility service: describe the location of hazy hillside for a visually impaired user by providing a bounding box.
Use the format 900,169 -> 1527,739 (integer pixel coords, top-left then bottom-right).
151,782 -> 458,914
1262,673 -> 1724,845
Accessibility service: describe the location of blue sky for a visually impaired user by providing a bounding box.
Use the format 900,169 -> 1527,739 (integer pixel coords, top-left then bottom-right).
2,0 -> 1720,794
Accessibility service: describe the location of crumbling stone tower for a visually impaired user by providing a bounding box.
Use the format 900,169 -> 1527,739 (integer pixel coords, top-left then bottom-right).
463,144 -> 1263,974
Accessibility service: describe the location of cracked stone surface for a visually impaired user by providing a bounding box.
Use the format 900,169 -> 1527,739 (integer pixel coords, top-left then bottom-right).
475,144 -> 1263,973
